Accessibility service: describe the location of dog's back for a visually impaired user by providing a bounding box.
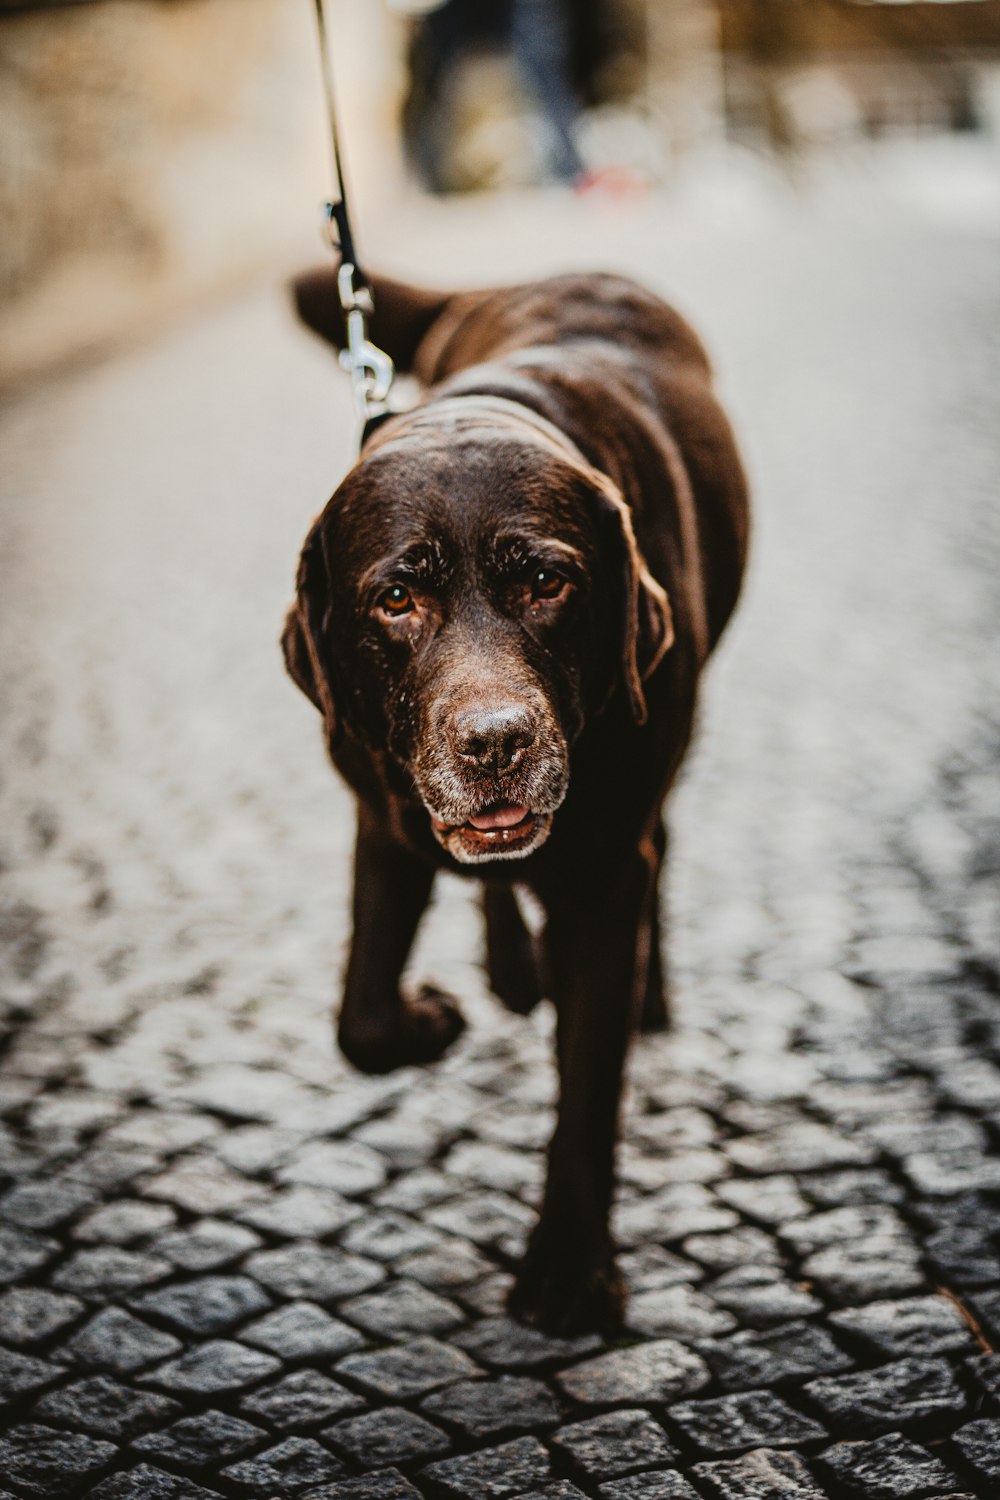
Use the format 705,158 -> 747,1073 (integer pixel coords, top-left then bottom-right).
294,268 -> 749,656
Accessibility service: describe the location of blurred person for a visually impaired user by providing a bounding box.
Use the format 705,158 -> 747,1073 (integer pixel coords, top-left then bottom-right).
511,0 -> 586,181
397,0 -> 587,189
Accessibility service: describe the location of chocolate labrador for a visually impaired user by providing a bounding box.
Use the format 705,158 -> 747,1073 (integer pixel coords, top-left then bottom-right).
284,266 -> 749,1333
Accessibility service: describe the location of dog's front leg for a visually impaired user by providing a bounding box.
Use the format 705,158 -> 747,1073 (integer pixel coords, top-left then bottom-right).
508,847 -> 654,1335
337,810 -> 465,1074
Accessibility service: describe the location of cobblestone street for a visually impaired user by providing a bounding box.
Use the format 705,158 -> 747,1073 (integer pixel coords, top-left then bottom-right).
2,150 -> 1000,1498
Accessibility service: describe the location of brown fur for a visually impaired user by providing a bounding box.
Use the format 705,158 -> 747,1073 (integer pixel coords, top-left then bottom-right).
285,267 -> 749,1332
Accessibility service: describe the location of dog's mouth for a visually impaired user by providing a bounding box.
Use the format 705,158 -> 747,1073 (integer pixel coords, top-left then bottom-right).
430,802 -> 552,863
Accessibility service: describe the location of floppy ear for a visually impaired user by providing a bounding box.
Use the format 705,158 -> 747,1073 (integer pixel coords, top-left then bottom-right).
280,519 -> 340,742
592,473 -> 674,725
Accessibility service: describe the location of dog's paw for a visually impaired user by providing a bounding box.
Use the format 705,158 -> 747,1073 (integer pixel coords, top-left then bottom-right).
507,1231 -> 625,1337
406,984 -> 467,1061
338,985 -> 465,1075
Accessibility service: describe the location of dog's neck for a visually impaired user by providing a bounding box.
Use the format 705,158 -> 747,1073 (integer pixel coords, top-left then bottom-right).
363,389 -> 589,472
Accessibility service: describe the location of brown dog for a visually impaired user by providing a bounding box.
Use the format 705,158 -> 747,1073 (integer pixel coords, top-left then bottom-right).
284,267 -> 749,1333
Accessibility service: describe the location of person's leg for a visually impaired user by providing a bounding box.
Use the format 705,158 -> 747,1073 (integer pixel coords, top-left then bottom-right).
509,0 -> 584,181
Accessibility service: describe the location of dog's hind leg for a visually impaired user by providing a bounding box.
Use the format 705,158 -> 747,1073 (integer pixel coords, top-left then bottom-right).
483,885 -> 543,1016
638,823 -> 671,1034
337,811 -> 465,1075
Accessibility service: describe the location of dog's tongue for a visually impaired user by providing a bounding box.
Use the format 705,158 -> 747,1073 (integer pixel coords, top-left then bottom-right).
468,804 -> 529,832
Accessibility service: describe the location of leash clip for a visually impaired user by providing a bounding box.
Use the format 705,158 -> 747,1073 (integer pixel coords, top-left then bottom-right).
332,248 -> 394,424
313,0 -> 393,438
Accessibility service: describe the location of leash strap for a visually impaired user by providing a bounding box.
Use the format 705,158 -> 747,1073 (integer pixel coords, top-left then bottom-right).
311,0 -> 394,425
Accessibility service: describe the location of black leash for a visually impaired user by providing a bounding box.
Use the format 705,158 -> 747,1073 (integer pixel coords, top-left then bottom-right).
312,0 -> 394,426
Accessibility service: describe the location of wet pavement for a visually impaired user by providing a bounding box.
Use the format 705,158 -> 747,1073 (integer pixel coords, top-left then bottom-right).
1,148 -> 999,1497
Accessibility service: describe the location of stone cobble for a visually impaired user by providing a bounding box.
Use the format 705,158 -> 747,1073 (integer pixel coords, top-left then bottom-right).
1,161 -> 999,1497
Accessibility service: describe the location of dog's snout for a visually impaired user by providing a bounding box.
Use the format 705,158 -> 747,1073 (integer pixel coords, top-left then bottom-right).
450,704 -> 536,774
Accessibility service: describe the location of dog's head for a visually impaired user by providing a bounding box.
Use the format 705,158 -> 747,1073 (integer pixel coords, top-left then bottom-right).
283,397 -> 672,863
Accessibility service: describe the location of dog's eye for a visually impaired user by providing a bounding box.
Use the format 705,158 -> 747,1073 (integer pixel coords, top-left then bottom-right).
378,585 -> 414,617
531,569 -> 568,602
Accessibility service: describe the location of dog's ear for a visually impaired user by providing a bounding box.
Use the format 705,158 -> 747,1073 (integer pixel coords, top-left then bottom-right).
281,519 -> 340,741
592,473 -> 674,725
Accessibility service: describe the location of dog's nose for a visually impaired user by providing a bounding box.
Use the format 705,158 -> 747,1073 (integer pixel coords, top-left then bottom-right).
450,705 -> 535,774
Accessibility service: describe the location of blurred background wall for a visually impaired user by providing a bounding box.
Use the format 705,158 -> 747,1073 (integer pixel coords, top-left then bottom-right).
0,0 -> 404,387
719,0 -> 1000,149
2,0 -> 999,390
